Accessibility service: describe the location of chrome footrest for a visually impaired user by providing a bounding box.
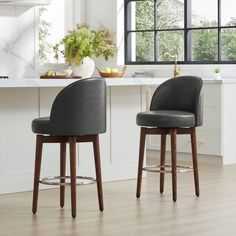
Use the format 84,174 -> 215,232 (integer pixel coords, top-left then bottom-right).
39,176 -> 96,186
143,165 -> 193,173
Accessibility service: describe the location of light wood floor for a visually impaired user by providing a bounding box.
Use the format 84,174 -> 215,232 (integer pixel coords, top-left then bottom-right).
1,160 -> 236,236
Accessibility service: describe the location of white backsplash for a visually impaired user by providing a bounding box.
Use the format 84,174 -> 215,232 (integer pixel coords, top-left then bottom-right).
0,5 -> 36,79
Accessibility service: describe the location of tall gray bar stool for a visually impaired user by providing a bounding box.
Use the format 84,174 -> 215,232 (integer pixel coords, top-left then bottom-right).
136,76 -> 203,201
31,77 -> 106,218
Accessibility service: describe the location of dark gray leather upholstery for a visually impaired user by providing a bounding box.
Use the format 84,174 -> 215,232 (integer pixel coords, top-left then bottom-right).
137,76 -> 203,128
32,117 -> 51,134
32,77 -> 107,136
137,110 -> 195,128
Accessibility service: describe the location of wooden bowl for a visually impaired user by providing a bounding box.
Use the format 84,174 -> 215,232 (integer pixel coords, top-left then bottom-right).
96,66 -> 126,78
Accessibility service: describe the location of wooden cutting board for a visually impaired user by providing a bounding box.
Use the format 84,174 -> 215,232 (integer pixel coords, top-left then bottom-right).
40,75 -> 81,79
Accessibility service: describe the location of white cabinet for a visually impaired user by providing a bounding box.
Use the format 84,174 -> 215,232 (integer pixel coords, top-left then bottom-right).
146,84 -> 223,156
221,84 -> 236,164
0,88 -> 39,193
0,85 -> 146,194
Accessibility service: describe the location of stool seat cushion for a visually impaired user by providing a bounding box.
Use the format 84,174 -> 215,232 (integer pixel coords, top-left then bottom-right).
32,117 -> 51,135
136,110 -> 195,128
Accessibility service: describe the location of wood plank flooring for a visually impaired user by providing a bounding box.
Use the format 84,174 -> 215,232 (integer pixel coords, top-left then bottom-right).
1,160 -> 236,236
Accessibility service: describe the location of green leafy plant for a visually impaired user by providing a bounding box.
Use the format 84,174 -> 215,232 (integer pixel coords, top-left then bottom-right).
53,24 -> 116,65
214,67 -> 221,74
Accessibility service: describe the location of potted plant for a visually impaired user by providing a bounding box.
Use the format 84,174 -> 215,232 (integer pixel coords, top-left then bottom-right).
53,24 -> 116,78
214,66 -> 221,80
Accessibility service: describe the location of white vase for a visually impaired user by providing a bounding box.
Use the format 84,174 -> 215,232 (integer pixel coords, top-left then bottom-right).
71,57 -> 95,78
214,73 -> 221,80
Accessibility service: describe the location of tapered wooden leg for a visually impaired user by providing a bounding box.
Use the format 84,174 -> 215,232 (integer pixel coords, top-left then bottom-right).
93,135 -> 104,212
69,137 -> 77,218
190,128 -> 200,197
160,133 -> 167,193
60,142 -> 66,208
171,129 -> 177,202
136,127 -> 146,198
32,135 -> 43,214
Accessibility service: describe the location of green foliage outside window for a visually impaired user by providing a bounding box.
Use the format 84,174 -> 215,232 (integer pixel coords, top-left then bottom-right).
192,21 -> 218,61
38,7 -> 52,64
136,0 -> 184,61
222,19 -> 236,61
134,0 -> 236,62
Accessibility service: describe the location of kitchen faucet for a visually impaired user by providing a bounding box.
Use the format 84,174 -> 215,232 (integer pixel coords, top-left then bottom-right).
164,52 -> 180,78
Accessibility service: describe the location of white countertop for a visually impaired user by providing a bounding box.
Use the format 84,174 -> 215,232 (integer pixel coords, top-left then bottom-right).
0,77 -> 232,88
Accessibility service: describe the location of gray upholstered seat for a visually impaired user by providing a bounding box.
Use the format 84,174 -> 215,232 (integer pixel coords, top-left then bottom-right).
136,76 -> 203,128
32,77 -> 106,136
32,117 -> 51,134
137,110 -> 195,128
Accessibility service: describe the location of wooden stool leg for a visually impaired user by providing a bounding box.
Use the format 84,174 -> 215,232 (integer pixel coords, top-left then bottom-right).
160,133 -> 167,193
93,135 -> 104,212
136,127 -> 146,198
32,135 -> 43,214
171,129 -> 177,202
60,142 -> 66,208
69,137 -> 77,218
190,128 -> 200,197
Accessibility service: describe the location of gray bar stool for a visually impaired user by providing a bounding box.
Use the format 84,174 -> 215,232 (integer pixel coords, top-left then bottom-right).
136,76 -> 203,202
31,77 -> 106,218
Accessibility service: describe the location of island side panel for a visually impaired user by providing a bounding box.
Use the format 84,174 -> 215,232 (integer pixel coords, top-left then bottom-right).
0,88 -> 39,194
222,84 -> 236,165
110,86 -> 145,180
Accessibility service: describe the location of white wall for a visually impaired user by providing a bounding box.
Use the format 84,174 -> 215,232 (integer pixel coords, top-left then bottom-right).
0,0 -> 80,79
86,0 -> 117,71
0,6 -> 36,79
86,0 -> 236,79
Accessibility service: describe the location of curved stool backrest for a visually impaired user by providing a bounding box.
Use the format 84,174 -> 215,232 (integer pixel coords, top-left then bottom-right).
150,76 -> 203,126
50,77 -> 106,136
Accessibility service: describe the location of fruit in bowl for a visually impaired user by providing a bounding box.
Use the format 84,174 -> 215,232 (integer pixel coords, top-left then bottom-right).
97,66 -> 126,78
111,68 -> 118,73
104,67 -> 111,73
42,70 -> 55,77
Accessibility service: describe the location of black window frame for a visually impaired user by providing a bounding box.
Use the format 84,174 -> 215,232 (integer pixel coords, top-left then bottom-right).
124,0 -> 236,65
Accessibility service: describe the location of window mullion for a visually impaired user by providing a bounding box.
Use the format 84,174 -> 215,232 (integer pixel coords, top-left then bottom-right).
218,0 -> 221,61
154,0 -> 157,62
125,0 -> 132,63
185,0 -> 192,62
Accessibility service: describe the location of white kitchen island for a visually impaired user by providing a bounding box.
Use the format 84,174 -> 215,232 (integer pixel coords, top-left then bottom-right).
0,77 -> 235,194
0,77 -> 149,194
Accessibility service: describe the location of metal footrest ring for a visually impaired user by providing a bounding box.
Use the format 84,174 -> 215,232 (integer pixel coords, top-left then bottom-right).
39,176 -> 96,186
143,165 -> 193,173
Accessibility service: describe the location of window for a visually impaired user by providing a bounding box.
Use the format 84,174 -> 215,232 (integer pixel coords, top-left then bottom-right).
37,0 -> 72,64
124,0 -> 236,64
